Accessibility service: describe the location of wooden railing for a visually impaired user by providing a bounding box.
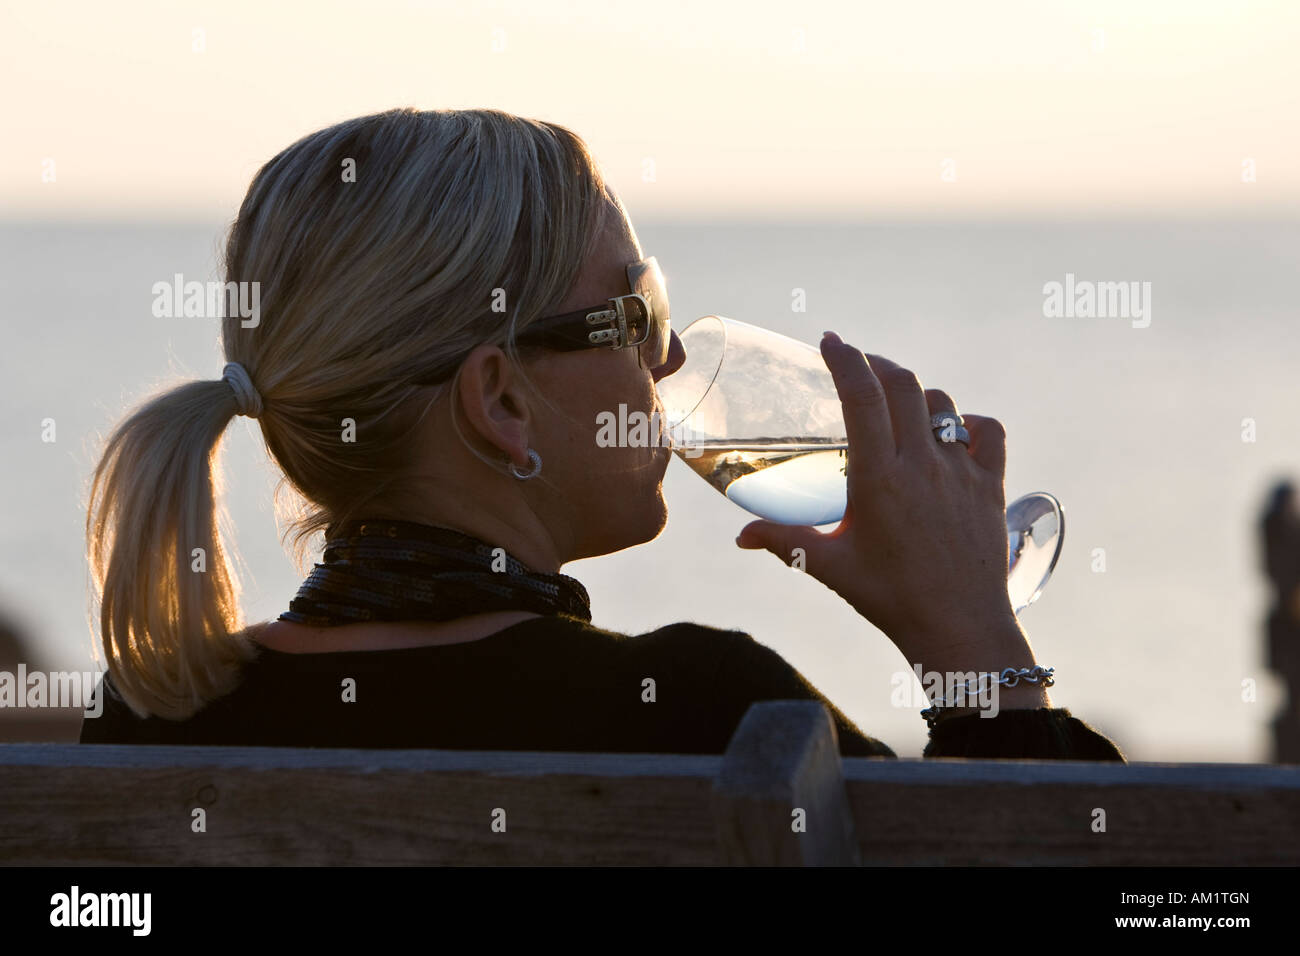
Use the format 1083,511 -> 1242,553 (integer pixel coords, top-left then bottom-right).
1,701 -> 1296,865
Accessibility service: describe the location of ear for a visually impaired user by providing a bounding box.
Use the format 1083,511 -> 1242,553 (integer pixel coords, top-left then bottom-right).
455,344 -> 532,469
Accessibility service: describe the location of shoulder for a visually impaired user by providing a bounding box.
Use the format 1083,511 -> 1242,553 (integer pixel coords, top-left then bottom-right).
490,613 -> 754,653
549,617 -> 817,703
525,615 -> 751,644
505,619 -> 899,758
608,619 -> 760,655
531,616 -> 773,672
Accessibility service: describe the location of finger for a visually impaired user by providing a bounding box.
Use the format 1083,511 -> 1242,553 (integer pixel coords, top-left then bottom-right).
960,414 -> 1006,475
820,332 -> 894,467
924,388 -> 959,420
863,352 -> 934,457
925,389 -> 968,453
736,520 -> 830,570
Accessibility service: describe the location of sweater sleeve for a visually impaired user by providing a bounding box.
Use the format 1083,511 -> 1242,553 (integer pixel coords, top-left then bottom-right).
922,707 -> 1127,761
705,630 -> 1126,762
705,631 -> 897,758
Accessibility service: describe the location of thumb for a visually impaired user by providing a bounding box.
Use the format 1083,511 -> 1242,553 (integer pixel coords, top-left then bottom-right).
736,520 -> 827,568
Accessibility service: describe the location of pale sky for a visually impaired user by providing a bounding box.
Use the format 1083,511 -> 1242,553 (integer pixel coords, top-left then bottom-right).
3,0 -> 1298,221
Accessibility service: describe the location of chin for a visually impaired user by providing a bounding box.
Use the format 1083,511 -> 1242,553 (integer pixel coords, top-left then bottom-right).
583,486 -> 667,560
643,484 -> 669,540
624,486 -> 669,549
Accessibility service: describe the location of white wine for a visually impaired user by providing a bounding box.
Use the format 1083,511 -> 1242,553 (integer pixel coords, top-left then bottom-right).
675,439 -> 849,526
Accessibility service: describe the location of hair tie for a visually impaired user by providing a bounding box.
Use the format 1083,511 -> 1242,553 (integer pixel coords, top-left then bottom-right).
222,362 -> 263,418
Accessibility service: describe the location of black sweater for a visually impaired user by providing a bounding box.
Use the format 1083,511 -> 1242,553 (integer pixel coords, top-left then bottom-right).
79,615 -> 1126,761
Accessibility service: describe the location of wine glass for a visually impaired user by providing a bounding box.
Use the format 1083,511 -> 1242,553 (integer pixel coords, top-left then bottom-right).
656,315 -> 1064,614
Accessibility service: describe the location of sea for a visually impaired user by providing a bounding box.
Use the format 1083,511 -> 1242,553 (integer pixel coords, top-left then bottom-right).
1,217 -> 1296,762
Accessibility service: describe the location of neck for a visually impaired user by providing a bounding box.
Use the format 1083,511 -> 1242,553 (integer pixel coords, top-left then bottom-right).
282,505 -> 592,629
364,481 -> 565,573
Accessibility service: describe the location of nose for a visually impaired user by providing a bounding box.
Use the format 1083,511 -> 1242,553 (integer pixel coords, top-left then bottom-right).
651,329 -> 686,382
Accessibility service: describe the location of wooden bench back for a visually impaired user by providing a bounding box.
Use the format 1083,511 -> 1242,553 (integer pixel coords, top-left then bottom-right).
1,701 -> 1296,865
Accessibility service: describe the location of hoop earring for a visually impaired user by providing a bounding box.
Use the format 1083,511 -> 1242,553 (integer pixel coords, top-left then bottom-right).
510,448 -> 542,480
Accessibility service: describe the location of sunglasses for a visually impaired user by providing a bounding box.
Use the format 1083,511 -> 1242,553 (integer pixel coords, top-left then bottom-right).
413,256 -> 670,385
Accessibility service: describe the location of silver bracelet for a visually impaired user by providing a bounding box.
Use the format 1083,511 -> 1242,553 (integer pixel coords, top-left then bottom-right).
920,665 -> 1055,730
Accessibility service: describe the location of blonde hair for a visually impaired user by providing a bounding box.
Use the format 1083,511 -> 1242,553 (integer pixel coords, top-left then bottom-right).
87,108 -> 613,720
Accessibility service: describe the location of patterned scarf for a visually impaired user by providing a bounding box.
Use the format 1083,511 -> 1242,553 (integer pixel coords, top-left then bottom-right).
279,518 -> 592,627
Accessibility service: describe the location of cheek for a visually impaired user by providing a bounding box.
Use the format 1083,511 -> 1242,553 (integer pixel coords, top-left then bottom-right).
534,355 -> 661,485
542,391 -> 621,487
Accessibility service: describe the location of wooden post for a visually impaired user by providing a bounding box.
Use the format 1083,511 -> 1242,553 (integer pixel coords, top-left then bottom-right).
712,700 -> 862,866
1263,481 -> 1300,763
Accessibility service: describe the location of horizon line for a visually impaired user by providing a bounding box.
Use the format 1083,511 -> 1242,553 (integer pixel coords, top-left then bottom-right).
3,208 -> 1299,228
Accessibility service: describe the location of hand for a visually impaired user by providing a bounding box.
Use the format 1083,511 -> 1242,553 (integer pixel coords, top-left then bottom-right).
736,332 -> 1039,683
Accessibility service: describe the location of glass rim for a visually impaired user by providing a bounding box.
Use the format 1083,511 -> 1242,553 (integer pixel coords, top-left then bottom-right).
660,314 -> 731,430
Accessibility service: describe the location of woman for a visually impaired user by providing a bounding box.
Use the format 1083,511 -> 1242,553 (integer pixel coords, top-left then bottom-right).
81,108 -> 1123,760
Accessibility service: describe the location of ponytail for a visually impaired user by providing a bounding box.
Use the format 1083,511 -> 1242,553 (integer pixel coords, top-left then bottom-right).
86,378 -> 256,720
